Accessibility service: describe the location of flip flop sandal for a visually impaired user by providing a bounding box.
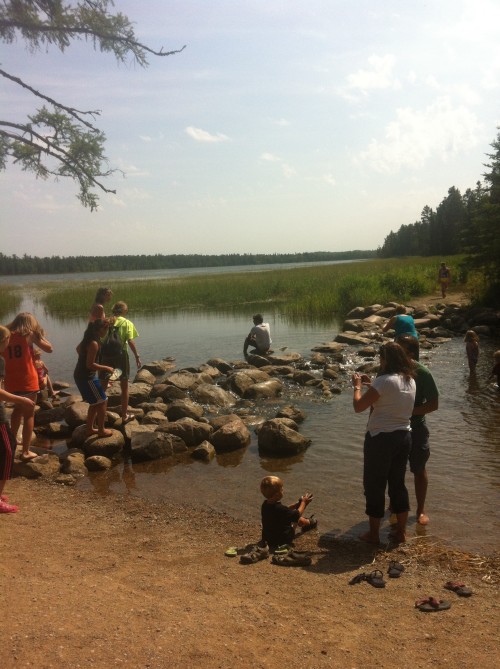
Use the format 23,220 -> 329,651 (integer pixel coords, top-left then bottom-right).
349,572 -> 366,585
415,597 -> 451,612
366,569 -> 386,588
301,515 -> 318,533
0,501 -> 19,513
387,561 -> 405,578
444,581 -> 473,597
240,545 -> 269,564
274,545 -> 292,555
224,547 -> 238,557
272,553 -> 312,567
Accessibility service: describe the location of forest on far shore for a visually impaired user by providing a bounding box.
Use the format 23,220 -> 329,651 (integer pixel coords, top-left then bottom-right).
0,250 -> 376,276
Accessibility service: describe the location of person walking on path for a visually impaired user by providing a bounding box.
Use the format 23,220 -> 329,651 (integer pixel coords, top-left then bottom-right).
396,335 -> 439,526
437,262 -> 451,298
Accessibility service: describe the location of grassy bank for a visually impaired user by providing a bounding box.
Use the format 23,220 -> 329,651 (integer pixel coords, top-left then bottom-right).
40,256 -> 463,320
0,285 -> 22,320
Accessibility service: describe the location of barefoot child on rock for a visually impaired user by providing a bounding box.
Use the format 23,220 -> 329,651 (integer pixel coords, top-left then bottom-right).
260,475 -> 317,551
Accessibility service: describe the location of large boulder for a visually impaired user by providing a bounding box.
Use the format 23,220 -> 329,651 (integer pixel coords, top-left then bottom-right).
225,369 -> 271,396
266,352 -> 302,366
191,440 -> 216,461
191,383 -> 236,408
206,358 -> 233,374
151,384 -> 188,402
140,359 -> 176,376
243,379 -> 283,400
133,368 -> 156,386
107,382 -> 152,407
34,406 -> 65,426
291,370 -> 317,386
141,410 -> 169,426
334,332 -> 372,346
82,430 -> 125,458
130,431 -> 186,463
13,452 -> 61,479
311,342 -> 345,354
85,455 -> 113,471
59,449 -> 87,477
64,401 -> 89,428
164,371 -> 200,391
157,417 -> 213,447
210,419 -> 251,453
257,419 -> 311,456
276,405 -> 307,423
165,399 -> 204,421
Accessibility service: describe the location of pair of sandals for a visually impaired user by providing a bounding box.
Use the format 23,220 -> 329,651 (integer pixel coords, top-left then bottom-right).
349,561 -> 405,588
415,581 -> 473,612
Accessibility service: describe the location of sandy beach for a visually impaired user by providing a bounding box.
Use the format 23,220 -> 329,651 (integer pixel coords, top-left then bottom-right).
2,476 -> 499,669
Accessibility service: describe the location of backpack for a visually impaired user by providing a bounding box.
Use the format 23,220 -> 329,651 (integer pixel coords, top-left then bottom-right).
100,325 -> 122,359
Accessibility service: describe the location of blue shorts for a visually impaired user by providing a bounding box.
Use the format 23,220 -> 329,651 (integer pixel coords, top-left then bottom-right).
74,376 -> 107,405
409,422 -> 430,474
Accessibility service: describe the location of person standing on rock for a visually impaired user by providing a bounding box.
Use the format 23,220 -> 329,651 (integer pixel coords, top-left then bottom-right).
396,335 -> 439,527
243,314 -> 272,356
74,319 -> 114,438
99,302 -> 141,424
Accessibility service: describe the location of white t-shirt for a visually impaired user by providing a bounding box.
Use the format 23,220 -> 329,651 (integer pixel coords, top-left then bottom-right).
367,373 -> 416,436
250,323 -> 271,350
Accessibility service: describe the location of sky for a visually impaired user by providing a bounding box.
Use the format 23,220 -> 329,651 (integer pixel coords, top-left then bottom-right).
1,0 -> 499,257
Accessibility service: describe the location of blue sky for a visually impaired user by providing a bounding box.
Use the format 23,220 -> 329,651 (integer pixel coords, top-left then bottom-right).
1,0 -> 499,257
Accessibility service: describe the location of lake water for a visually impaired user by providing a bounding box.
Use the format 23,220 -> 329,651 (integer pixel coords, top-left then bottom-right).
3,265 -> 500,554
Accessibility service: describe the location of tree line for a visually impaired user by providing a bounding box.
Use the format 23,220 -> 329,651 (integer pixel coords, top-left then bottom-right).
0,250 -> 377,276
378,128 -> 500,304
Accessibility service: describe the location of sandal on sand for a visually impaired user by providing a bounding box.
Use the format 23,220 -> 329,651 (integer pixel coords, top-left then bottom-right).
0,500 -> 19,513
366,569 -> 386,588
444,581 -> 472,597
349,572 -> 366,585
224,547 -> 238,557
388,561 -> 405,578
274,545 -> 293,555
240,544 -> 269,564
272,552 -> 312,567
415,597 -> 451,612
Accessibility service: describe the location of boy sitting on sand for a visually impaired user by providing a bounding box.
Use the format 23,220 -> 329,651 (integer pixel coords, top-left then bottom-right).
260,475 -> 317,550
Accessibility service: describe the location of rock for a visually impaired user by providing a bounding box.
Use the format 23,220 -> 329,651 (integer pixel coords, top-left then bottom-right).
363,314 -> 386,326
164,371 -> 200,391
13,453 -> 61,479
334,332 -> 372,346
206,358 -> 233,374
291,370 -> 317,385
243,379 -> 283,400
157,417 -> 213,447
310,352 -> 328,366
107,382 -> 152,407
142,410 -> 169,426
225,369 -> 271,396
64,401 -> 89,428
85,455 -> 113,471
122,423 -> 156,445
36,422 -> 72,439
245,353 -> 269,368
266,352 -> 303,366
210,419 -> 251,452
257,419 -> 311,456
83,430 -> 125,459
52,381 -> 70,390
358,346 -> 377,358
374,306 -> 397,317
191,440 -> 216,461
209,413 -> 243,430
133,368 -> 157,385
165,399 -> 204,421
54,473 -> 78,485
130,431 -> 184,463
152,384 -> 188,402
141,359 -> 176,376
191,383 -> 236,408
137,401 -> 169,413
197,363 -> 221,378
276,405 -> 307,423
68,424 -> 88,448
322,368 -> 339,381
60,450 -> 87,476
472,325 -> 491,336
311,342 -> 345,354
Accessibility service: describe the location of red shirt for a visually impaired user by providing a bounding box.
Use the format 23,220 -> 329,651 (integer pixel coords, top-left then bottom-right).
1,331 -> 39,393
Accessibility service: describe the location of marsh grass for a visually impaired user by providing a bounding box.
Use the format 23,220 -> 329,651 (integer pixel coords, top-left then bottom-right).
40,256 -> 458,319
0,286 -> 22,321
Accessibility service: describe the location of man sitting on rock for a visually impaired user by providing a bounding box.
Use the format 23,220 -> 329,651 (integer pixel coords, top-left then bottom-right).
243,314 -> 272,356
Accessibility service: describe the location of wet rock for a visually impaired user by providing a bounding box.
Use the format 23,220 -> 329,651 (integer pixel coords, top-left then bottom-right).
266,352 -> 303,366
311,342 -> 345,354
323,368 -> 339,381
191,440 -> 216,461
142,410 -> 169,426
209,413 -> 242,430
165,399 -> 204,421
245,353 -> 269,368
225,369 -> 271,396
210,419 -> 251,453
276,405 -> 307,423
191,383 -> 236,408
36,422 -> 72,439
123,423 -> 156,445
363,314 -> 386,326
206,358 -> 233,374
137,401 -> 168,413
374,306 -> 397,317
334,332 -> 372,346
133,368 -> 156,386
85,455 -> 113,471
52,381 -> 70,390
291,370 -> 318,385
130,431 -> 182,463
83,430 -> 125,459
152,384 -> 188,402
13,453 -> 61,479
257,419 -> 311,456
197,364 -> 221,378
164,370 -> 200,391
107,382 -> 152,407
60,450 -> 87,476
157,417 -> 213,447
64,401 -> 89,428
243,379 -> 283,400
140,359 -> 176,376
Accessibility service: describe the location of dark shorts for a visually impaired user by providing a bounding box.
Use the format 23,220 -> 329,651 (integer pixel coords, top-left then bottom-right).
409,423 -> 430,474
99,351 -> 130,381
0,422 -> 16,480
74,376 -> 107,405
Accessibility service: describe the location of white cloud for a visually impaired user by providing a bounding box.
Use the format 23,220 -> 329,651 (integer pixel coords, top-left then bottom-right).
185,126 -> 229,143
357,97 -> 482,173
260,152 -> 281,162
339,54 -> 400,100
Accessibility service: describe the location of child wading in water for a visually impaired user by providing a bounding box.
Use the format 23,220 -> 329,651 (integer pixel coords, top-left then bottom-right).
74,320 -> 114,438
488,350 -> 500,389
464,330 -> 480,373
0,326 -> 36,512
1,313 -> 53,461
260,475 -> 317,550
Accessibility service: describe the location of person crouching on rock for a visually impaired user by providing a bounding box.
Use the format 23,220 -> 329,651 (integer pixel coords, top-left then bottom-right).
74,319 -> 114,439
243,314 -> 272,356
260,475 -> 317,551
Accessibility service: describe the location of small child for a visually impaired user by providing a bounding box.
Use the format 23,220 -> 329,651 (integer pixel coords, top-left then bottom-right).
32,348 -> 55,397
260,475 -> 317,550
0,326 -> 36,512
464,330 -> 480,373
488,350 -> 500,389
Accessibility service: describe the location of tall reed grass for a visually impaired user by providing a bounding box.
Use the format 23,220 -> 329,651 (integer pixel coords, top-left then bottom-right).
0,286 -> 22,320
40,256 -> 459,319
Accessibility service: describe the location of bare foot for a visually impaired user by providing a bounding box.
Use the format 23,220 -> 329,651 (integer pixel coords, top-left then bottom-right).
359,531 -> 380,545
20,451 -> 38,461
417,513 -> 429,525
388,528 -> 406,543
86,428 -> 99,437
97,429 -> 113,438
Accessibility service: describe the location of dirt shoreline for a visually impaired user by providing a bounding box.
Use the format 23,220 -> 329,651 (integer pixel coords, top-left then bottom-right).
2,477 -> 499,669
3,287 -> 500,668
